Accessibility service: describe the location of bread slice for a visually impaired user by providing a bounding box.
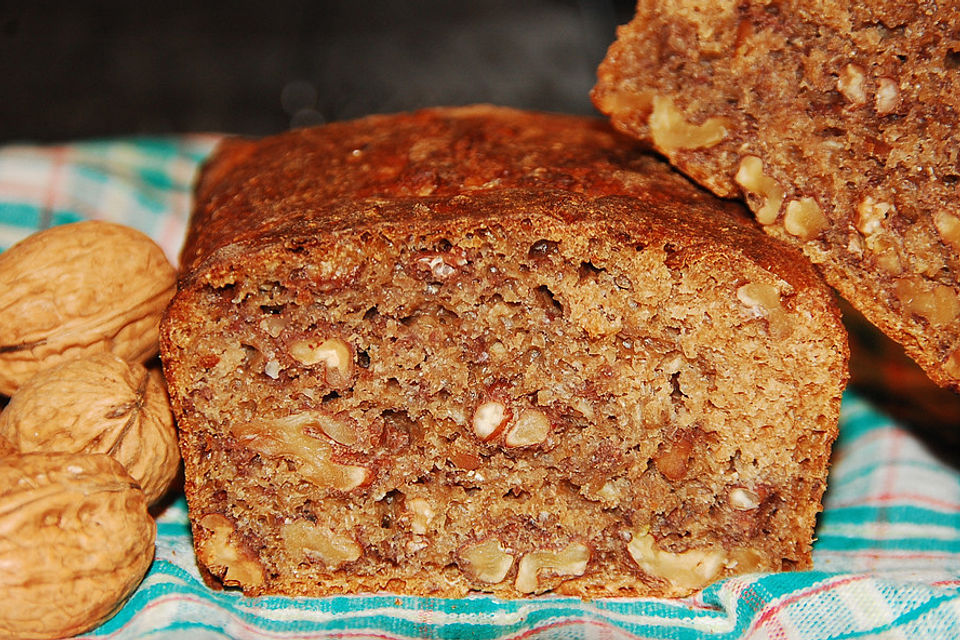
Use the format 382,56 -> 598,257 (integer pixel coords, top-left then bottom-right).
160,106 -> 848,598
593,1 -> 960,390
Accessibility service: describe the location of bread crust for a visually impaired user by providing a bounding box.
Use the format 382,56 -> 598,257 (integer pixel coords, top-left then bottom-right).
182,105 -> 745,272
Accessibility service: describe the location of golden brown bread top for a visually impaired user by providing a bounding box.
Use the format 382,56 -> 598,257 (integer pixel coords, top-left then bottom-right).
179,106 -> 837,319
182,105 -> 747,273
182,187 -> 816,297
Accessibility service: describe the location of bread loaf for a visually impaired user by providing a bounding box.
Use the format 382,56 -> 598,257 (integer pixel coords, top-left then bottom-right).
593,1 -> 960,390
160,106 -> 848,598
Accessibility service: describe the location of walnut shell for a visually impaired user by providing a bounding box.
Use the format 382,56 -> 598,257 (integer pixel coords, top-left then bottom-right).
0,452 -> 155,639
0,221 -> 177,396
0,353 -> 180,504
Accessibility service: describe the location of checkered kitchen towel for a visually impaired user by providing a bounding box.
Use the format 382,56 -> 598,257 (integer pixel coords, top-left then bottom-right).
2,138 -> 960,639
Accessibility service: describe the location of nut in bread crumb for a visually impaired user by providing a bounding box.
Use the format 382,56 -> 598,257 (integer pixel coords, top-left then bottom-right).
199,513 -> 266,588
894,276 -> 960,327
736,283 -> 779,312
943,347 -> 960,379
856,196 -> 894,236
592,87 -> 654,121
407,497 -> 436,535
596,480 -> 621,504
289,337 -> 354,385
934,211 -> 960,254
461,538 -> 515,584
654,430 -> 694,481
865,234 -> 903,275
737,282 -> 792,338
729,487 -> 761,511
260,315 -> 286,338
875,77 -> 901,115
314,413 -> 360,447
281,520 -> 362,569
232,415 -> 370,491
784,198 -> 828,240
472,400 -> 510,441
837,63 -> 867,105
734,156 -> 784,225
515,541 -> 590,594
504,409 -> 551,448
649,95 -> 729,152
627,532 -> 725,593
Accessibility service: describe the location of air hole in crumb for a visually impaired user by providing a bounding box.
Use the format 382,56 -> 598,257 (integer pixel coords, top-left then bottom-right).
260,304 -> 285,314
669,372 -> 684,401
384,378 -> 401,394
321,391 -> 340,404
663,242 -> 678,256
946,50 -> 960,68
504,487 -> 531,500
436,238 -> 453,252
535,285 -> 563,316
944,175 -> 959,185
578,261 -> 604,282
528,239 -> 559,259
435,306 -> 460,323
241,344 -> 262,367
357,349 -> 370,368
363,306 -> 379,321
560,479 -> 581,496
382,409 -> 415,437
819,126 -> 844,137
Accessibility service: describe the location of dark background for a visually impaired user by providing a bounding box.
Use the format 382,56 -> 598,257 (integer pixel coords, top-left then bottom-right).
0,0 -> 634,143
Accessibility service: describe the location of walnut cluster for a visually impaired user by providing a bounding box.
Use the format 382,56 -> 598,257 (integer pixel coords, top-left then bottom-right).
0,221 -> 180,638
0,220 -> 176,396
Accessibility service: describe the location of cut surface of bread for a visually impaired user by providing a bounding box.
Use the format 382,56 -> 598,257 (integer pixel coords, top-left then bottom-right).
593,1 -> 960,390
160,107 -> 848,598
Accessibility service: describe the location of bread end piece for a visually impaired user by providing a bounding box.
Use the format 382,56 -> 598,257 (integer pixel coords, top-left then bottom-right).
593,1 -> 960,391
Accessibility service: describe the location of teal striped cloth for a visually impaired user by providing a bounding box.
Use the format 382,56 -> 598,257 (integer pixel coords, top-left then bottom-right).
2,139 -> 959,639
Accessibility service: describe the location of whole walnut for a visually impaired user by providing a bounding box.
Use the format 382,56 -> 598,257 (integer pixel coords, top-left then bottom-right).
0,353 -> 180,504
0,220 -> 177,396
0,452 -> 155,639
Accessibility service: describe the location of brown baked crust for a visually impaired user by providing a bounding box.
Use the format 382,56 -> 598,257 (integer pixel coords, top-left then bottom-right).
181,105 -> 741,273
593,1 -> 960,391
161,106 -> 848,598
